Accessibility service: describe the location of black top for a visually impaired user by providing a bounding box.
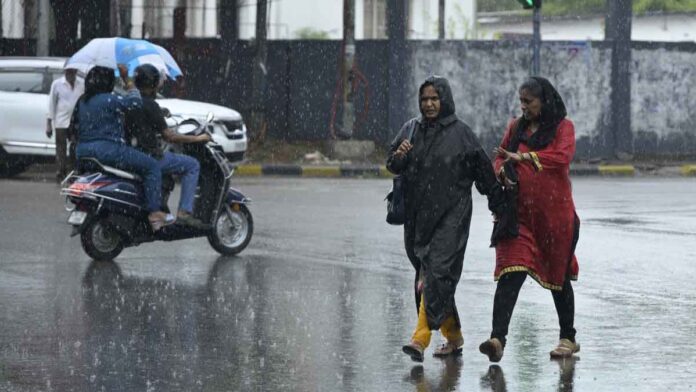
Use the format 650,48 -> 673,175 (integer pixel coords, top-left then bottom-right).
124,96 -> 168,159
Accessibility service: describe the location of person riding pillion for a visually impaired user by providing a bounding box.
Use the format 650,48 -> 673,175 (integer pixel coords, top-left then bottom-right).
74,65 -> 171,231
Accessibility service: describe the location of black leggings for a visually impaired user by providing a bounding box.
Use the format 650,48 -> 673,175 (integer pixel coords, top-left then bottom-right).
491,271 -> 576,346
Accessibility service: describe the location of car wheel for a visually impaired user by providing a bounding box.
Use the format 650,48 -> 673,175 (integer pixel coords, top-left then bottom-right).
0,151 -> 30,177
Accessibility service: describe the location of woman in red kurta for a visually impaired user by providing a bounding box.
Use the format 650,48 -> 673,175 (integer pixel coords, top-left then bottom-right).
479,77 -> 581,362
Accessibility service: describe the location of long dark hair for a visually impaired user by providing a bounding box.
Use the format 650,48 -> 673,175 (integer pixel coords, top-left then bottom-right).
82,66 -> 115,103
508,76 -> 567,151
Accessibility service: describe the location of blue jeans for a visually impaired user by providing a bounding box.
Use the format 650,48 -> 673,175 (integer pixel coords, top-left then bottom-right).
157,152 -> 200,213
76,140 -> 162,212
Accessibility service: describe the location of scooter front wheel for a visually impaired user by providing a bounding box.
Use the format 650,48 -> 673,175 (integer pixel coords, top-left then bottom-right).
207,204 -> 253,256
81,218 -> 124,260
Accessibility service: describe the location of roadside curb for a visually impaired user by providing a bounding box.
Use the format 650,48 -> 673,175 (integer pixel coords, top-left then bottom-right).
597,165 -> 636,176
681,165 -> 696,176
233,164 -> 649,178
234,164 -> 388,178
18,163 -> 696,180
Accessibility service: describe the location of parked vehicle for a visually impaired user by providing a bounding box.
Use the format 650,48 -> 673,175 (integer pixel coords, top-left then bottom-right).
61,113 -> 253,260
0,56 -> 247,177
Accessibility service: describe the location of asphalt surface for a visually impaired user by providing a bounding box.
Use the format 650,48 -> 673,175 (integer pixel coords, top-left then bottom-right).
0,176 -> 695,391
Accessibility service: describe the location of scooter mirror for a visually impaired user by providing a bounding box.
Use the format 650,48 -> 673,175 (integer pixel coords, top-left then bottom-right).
206,112 -> 215,123
177,123 -> 199,135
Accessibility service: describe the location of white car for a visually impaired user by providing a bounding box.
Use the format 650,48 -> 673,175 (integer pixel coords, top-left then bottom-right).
0,57 -> 247,177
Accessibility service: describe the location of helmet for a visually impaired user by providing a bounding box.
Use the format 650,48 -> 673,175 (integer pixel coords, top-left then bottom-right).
134,64 -> 161,89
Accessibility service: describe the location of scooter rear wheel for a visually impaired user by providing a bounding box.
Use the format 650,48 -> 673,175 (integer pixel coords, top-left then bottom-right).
81,218 -> 124,260
208,204 -> 253,256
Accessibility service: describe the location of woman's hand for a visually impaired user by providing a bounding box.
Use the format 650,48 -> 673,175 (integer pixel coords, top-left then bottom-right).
117,64 -> 129,82
394,139 -> 413,159
493,147 -> 523,163
117,64 -> 135,90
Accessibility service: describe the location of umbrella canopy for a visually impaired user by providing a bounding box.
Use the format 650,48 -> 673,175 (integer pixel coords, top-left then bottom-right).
65,37 -> 183,79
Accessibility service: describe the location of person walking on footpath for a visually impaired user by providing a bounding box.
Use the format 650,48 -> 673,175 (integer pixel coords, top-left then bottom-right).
387,76 -> 503,362
46,66 -> 84,181
479,76 -> 581,362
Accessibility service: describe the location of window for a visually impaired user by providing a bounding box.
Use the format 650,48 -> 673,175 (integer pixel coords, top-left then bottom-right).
0,71 -> 48,93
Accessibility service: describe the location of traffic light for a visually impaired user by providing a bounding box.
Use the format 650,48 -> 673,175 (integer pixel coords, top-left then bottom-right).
517,0 -> 541,9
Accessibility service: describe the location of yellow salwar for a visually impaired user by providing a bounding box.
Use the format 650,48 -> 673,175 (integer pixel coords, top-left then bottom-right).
411,293 -> 462,347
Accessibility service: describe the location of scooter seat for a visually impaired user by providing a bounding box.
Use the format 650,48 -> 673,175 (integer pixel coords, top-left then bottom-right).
78,158 -> 142,181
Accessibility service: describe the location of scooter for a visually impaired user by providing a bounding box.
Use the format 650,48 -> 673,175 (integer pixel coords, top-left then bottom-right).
61,113 -> 253,260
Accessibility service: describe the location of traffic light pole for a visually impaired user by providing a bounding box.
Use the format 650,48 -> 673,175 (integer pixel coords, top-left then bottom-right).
532,6 -> 540,76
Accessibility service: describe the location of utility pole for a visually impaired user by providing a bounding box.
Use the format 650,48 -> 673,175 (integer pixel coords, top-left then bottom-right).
517,0 -> 541,75
532,5 -> 540,75
606,0 -> 633,159
250,0 -> 268,141
438,0 -> 445,39
387,0 -> 407,140
37,0 -> 50,56
110,0 -> 121,36
220,0 -> 239,42
339,0 -> 356,139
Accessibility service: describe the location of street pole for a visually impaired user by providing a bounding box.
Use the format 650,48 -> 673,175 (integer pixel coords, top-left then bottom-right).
606,0 -> 633,159
438,0 -> 445,40
220,0 -> 239,42
37,0 -> 50,56
531,6 -> 540,76
110,0 -> 121,37
250,0 -> 268,141
386,0 -> 407,143
340,0 -> 355,139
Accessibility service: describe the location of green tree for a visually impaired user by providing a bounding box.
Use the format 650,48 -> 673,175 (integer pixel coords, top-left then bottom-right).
294,27 -> 331,40
478,0 -> 696,15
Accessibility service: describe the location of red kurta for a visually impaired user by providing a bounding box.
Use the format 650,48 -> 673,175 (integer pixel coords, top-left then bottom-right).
494,118 -> 579,290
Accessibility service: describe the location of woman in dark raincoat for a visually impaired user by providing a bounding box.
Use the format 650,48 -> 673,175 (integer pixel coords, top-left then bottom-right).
478,77 -> 580,362
387,76 -> 502,362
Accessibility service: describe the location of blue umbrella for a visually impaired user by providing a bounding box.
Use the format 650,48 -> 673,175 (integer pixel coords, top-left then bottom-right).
66,37 -> 182,79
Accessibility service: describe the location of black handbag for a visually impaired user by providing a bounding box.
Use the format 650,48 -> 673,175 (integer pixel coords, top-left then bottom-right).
386,120 -> 417,225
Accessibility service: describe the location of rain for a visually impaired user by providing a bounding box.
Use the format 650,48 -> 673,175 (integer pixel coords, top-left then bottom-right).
1,0 -> 696,391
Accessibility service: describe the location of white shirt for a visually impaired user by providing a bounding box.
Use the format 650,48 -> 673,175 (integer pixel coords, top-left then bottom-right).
47,76 -> 85,129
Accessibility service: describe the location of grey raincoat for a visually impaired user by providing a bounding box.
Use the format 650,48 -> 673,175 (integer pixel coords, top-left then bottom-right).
387,76 -> 502,329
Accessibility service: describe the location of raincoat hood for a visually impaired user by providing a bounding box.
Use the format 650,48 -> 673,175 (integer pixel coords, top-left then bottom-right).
418,76 -> 456,121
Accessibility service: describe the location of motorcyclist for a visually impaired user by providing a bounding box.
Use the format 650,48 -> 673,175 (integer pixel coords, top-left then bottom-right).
125,64 -> 210,227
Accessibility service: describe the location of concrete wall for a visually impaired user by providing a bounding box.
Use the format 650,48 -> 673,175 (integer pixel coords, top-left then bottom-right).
1,37 -> 694,157
407,40 -> 696,158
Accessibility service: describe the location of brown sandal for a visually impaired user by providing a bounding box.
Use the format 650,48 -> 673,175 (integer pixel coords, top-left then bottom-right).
148,212 -> 174,232
402,341 -> 425,362
549,339 -> 580,358
433,337 -> 463,357
479,338 -> 504,363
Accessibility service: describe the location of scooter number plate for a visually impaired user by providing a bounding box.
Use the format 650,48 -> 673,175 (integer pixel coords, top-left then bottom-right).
67,211 -> 87,225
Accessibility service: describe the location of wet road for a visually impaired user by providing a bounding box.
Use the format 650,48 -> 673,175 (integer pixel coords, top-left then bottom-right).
0,176 -> 695,391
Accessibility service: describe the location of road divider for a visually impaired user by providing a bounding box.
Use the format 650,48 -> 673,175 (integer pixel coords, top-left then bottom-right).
681,165 -> 696,176
597,165 -> 636,176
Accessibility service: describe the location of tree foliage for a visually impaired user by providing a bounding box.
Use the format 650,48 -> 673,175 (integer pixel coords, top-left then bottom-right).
294,27 -> 331,40
478,0 -> 696,15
